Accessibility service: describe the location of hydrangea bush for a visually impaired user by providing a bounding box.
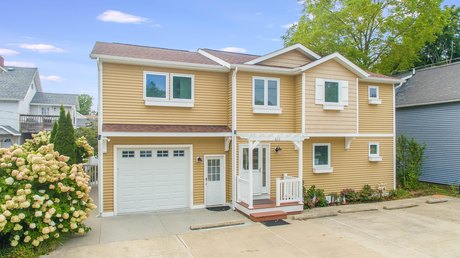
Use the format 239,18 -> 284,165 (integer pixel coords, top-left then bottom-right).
0,132 -> 96,248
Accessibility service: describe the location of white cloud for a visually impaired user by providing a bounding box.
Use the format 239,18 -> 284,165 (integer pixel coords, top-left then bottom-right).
220,47 -> 247,53
0,48 -> 19,56
97,10 -> 148,24
19,44 -> 65,53
297,0 -> 306,4
40,75 -> 64,82
4,61 -> 36,67
281,22 -> 298,29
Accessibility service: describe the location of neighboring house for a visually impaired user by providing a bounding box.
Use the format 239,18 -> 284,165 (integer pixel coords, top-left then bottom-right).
91,42 -> 400,219
396,62 -> 460,185
0,56 -> 80,147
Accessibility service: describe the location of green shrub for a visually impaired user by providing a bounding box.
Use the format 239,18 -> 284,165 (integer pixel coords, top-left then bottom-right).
341,188 -> 358,203
49,122 -> 58,144
54,107 -> 76,164
303,185 -> 328,209
388,188 -> 411,199
396,135 -> 426,190
358,184 -> 377,202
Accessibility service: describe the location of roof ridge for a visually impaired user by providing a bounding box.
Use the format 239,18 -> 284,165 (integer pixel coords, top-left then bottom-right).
99,41 -> 198,54
416,61 -> 460,73
201,48 -> 260,57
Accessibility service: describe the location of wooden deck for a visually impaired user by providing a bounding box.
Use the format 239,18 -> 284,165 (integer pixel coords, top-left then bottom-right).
235,198 -> 303,222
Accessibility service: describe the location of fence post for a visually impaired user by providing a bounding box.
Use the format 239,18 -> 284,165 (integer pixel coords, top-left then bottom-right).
276,178 -> 280,206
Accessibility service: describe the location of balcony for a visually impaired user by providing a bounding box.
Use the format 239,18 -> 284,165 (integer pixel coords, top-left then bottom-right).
20,114 -> 59,133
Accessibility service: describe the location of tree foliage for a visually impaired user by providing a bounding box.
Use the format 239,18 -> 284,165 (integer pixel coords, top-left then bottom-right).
50,121 -> 58,144
78,94 -> 93,115
396,135 -> 426,190
74,122 -> 98,156
417,5 -> 460,66
283,0 -> 447,73
53,106 -> 76,164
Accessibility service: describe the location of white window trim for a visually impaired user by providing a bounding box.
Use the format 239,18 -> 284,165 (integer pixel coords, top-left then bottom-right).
252,76 -> 282,114
368,142 -> 382,162
312,143 -> 333,173
143,71 -> 194,107
170,73 -> 195,103
324,79 -> 341,105
368,86 -> 382,105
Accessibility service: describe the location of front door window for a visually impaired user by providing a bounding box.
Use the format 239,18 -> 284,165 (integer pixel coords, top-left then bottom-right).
240,145 -> 269,194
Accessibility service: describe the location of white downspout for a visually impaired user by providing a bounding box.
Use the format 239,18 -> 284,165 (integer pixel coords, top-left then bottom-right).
96,58 -> 104,216
231,67 -> 238,209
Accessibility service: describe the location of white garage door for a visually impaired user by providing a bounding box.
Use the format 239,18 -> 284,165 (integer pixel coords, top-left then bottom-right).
117,147 -> 190,214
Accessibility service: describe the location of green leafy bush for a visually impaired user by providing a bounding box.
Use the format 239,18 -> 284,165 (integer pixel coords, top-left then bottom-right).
358,184 -> 377,202
303,185 -> 328,209
0,132 -> 96,250
53,107 -> 77,164
341,188 -> 358,203
396,135 -> 426,190
388,188 -> 411,199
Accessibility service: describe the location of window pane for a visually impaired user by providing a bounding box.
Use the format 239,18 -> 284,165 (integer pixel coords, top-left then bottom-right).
325,81 -> 339,103
146,74 -> 167,98
254,79 -> 265,105
369,88 -> 378,98
370,144 -> 378,155
314,146 -> 329,166
173,76 -> 192,99
253,148 -> 259,170
243,148 -> 249,170
267,80 -> 278,106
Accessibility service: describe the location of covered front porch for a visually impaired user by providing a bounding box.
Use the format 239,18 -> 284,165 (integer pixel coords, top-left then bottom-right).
234,133 -> 306,220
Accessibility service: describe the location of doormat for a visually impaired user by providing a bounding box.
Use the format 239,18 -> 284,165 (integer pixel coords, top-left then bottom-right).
206,206 -> 231,212
261,219 -> 290,227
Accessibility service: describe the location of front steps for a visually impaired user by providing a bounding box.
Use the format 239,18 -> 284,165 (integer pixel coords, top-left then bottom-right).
250,210 -> 287,222
235,199 -> 303,222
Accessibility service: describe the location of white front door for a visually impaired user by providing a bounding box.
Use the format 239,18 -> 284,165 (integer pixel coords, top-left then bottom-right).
240,145 -> 269,195
205,155 -> 226,207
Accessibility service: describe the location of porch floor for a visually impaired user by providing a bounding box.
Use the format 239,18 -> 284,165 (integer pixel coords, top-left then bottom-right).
237,199 -> 302,210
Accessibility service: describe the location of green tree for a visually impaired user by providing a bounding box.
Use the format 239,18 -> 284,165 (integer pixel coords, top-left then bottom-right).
50,121 -> 58,143
283,0 -> 447,74
75,121 -> 98,156
396,135 -> 426,190
54,106 -> 76,164
416,5 -> 460,66
78,94 -> 93,115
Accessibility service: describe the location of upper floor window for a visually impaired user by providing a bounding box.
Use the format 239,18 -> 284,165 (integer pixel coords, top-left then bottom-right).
252,77 -> 281,114
368,86 -> 381,105
315,78 -> 349,110
144,71 -> 194,107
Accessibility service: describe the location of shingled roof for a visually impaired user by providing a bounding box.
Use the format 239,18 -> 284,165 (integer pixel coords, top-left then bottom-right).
31,92 -> 79,107
396,62 -> 460,107
199,49 -> 260,64
0,66 -> 38,100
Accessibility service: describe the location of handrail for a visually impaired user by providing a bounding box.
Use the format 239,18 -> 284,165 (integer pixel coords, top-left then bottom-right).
276,176 -> 302,206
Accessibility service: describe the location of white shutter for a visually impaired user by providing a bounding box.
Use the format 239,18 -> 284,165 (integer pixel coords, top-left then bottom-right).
340,80 -> 349,106
315,78 -> 325,104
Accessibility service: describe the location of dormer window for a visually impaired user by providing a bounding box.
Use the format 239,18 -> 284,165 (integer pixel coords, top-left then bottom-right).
315,78 -> 349,110
252,76 -> 281,114
368,86 -> 381,104
144,71 -> 194,107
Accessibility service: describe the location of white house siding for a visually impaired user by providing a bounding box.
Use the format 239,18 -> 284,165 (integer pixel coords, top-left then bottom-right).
0,101 -> 19,130
29,105 -> 73,116
18,83 -> 36,115
396,102 -> 460,185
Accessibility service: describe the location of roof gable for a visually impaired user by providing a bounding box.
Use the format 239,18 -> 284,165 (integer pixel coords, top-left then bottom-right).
245,44 -> 321,65
258,49 -> 313,68
0,66 -> 38,100
300,52 -> 369,78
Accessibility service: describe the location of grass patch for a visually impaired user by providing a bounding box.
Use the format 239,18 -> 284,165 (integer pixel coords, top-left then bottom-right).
0,234 -> 69,258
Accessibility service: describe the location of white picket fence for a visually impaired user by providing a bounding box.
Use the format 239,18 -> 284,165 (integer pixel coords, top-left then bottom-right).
83,164 -> 98,186
276,176 -> 302,206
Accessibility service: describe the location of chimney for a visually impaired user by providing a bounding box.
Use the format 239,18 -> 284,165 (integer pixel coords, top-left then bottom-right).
0,56 -> 4,68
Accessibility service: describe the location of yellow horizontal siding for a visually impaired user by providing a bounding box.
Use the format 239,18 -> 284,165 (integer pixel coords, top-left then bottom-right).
259,50 -> 312,68
236,72 -> 296,132
303,137 -> 394,193
102,62 -> 229,125
305,60 -> 357,133
102,137 -> 226,212
295,74 -> 302,133
359,82 -> 394,133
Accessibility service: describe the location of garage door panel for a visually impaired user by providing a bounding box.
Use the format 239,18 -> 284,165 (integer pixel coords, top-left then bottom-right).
117,147 -> 190,214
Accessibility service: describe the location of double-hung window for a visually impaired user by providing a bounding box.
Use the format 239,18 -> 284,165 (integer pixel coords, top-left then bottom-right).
368,86 -> 381,104
368,142 -> 382,162
313,143 -> 333,173
315,78 -> 349,110
144,71 -> 194,107
253,77 -> 281,114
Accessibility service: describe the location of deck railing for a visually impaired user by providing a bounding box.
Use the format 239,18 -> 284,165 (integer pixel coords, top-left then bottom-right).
237,176 -> 250,204
19,115 -> 59,133
83,164 -> 98,186
276,176 -> 302,206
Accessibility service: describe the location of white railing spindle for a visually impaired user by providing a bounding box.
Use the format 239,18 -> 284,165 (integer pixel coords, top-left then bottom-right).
276,176 -> 302,206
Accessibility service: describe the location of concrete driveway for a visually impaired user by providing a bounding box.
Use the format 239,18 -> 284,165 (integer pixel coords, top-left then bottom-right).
46,196 -> 460,258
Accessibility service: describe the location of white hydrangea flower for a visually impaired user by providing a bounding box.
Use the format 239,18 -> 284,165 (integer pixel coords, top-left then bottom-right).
5,177 -> 14,185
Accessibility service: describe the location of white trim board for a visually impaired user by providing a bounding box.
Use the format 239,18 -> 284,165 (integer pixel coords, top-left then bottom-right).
306,133 -> 394,138
198,49 -> 231,68
300,52 -> 369,78
113,144 -> 194,216
0,126 -> 21,136
245,43 -> 321,65
102,132 -> 232,137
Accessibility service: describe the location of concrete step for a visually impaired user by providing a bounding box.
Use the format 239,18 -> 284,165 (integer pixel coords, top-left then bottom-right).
250,210 -> 287,222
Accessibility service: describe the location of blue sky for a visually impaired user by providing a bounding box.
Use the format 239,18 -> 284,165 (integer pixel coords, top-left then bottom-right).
0,0 -> 457,109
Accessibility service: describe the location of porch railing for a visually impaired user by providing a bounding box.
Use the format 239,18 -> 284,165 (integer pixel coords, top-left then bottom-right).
83,164 -> 98,186
237,176 -> 249,204
19,114 -> 59,133
276,176 -> 302,206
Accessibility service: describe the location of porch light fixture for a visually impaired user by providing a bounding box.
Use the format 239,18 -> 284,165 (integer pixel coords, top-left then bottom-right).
196,156 -> 203,163
274,146 -> 282,153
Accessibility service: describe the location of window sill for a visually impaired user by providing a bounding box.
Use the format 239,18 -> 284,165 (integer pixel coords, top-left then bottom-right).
313,167 -> 333,174
144,100 -> 194,107
253,107 -> 282,114
369,156 -> 382,162
368,99 -> 382,105
322,104 -> 344,110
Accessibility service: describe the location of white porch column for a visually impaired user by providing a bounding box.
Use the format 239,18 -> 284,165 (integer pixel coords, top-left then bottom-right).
248,141 -> 254,209
295,140 -> 303,204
